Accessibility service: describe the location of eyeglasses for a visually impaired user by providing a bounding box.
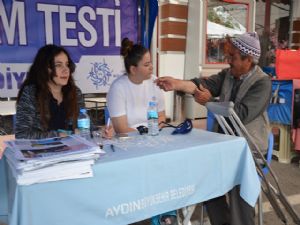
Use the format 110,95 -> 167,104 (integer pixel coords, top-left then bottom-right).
159,119 -> 193,135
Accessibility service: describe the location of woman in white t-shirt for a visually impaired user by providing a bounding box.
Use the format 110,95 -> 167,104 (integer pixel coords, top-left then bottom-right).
107,38 -> 177,225
107,38 -> 166,134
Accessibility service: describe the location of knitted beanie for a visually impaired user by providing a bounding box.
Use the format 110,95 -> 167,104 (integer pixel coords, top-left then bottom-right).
231,32 -> 261,61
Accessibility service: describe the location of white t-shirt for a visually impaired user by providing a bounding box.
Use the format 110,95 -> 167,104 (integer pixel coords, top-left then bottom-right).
107,75 -> 165,128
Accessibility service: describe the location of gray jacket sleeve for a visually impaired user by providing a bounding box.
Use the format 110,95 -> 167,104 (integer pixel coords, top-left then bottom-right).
192,70 -> 272,124
15,85 -> 85,139
202,70 -> 272,124
15,85 -> 58,139
191,71 -> 226,97
234,76 -> 271,124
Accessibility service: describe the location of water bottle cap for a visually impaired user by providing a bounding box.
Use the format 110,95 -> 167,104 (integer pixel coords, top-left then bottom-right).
80,108 -> 87,113
149,101 -> 156,107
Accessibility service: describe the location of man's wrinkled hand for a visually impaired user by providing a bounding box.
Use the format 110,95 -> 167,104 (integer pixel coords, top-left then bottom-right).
193,86 -> 212,105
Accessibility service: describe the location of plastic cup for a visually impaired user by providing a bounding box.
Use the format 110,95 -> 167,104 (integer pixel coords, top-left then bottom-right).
92,129 -> 103,149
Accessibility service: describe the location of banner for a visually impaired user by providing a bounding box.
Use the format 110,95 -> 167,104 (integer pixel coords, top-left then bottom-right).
140,0 -> 158,49
0,0 -> 138,97
275,49 -> 300,80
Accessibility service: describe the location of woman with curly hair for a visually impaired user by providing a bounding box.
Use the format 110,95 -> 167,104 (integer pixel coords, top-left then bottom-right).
15,44 -> 84,139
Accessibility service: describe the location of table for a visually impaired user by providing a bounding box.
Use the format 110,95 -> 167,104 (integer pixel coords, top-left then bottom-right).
1,128 -> 260,225
0,101 -> 16,135
0,135 -> 14,224
0,101 -> 16,116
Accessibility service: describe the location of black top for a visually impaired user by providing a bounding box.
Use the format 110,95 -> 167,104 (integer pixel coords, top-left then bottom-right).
48,95 -> 67,130
15,84 -> 85,139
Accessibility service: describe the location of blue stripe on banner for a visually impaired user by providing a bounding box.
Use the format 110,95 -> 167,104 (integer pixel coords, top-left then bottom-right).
147,0 -> 158,48
140,0 -> 158,48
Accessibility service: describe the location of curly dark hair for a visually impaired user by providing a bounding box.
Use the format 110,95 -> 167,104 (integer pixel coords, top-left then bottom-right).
120,38 -> 149,74
17,44 -> 79,129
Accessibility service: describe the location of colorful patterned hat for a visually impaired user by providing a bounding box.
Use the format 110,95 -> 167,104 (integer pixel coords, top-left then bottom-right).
231,32 -> 261,61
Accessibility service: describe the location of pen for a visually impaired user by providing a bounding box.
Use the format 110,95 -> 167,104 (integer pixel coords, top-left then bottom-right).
110,144 -> 115,152
106,118 -> 111,128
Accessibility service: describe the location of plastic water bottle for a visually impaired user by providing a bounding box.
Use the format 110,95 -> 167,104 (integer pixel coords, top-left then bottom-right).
147,101 -> 159,136
77,108 -> 91,140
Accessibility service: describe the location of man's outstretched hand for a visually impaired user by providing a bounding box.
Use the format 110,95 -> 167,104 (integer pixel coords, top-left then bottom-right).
155,76 -> 178,92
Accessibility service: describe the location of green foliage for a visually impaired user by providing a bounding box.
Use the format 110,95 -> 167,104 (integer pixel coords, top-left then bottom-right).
208,8 -> 236,30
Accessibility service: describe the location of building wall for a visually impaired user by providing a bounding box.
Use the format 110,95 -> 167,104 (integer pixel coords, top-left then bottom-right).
291,0 -> 300,49
156,0 -> 189,120
156,0 -> 299,120
156,0 -> 239,119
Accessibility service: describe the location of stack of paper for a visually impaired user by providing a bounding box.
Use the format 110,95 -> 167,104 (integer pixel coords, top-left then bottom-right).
4,135 -> 104,185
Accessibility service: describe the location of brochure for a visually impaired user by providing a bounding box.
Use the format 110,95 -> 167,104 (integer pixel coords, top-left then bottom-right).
4,135 -> 104,185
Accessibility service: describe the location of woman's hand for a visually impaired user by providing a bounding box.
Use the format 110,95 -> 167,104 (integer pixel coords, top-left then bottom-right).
57,129 -> 71,137
102,125 -> 114,139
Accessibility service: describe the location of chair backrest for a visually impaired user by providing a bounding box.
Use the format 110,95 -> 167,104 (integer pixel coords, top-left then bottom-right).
104,106 -> 110,125
13,114 -> 16,134
206,110 -> 215,131
262,132 -> 274,174
206,101 -> 245,136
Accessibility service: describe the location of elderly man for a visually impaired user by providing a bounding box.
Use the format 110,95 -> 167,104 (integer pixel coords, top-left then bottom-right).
156,32 -> 272,225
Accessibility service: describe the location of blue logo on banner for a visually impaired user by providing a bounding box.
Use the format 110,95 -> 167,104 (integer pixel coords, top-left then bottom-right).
88,60 -> 113,89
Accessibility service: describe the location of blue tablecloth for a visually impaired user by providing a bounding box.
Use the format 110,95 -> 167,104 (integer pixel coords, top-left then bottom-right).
1,129 -> 260,225
0,158 -> 8,224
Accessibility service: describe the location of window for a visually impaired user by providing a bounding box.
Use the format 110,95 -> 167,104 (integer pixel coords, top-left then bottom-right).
255,0 -> 291,67
206,1 -> 249,64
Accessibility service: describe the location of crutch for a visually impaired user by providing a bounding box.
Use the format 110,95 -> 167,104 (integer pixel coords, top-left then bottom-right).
206,101 -> 300,225
178,204 -> 197,225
